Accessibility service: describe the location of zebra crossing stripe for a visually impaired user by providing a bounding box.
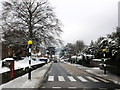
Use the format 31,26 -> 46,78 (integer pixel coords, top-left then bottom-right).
86,76 -> 99,82
52,87 -> 61,88
67,76 -> 76,81
77,76 -> 88,82
95,77 -> 109,83
47,75 -> 109,83
58,76 -> 65,81
48,76 -> 54,81
68,87 -> 77,89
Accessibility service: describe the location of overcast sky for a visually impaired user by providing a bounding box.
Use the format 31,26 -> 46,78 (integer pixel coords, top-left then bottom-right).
49,0 -> 120,45
0,0 -> 119,46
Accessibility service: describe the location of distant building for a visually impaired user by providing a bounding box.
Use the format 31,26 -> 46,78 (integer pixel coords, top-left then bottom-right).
118,1 -> 120,27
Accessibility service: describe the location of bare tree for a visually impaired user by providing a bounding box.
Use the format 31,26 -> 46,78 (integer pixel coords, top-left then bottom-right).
0,0 -> 62,47
74,40 -> 85,55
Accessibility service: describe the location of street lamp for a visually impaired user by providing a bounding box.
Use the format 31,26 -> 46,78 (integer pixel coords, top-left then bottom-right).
28,40 -> 32,80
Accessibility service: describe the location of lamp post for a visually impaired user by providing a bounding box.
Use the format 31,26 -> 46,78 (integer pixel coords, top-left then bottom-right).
28,40 -> 32,80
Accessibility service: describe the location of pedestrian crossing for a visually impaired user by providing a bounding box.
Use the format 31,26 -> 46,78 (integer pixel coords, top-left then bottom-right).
48,76 -> 54,81
58,76 -> 65,81
47,75 -> 110,83
77,76 -> 88,82
67,76 -> 76,81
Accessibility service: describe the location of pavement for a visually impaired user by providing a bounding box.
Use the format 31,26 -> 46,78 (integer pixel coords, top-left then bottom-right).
67,62 -> 120,85
0,62 -> 52,89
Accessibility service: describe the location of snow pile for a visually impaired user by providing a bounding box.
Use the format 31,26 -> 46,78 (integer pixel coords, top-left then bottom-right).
77,56 -> 83,60
0,67 -> 10,73
71,56 -> 77,59
0,61 -> 10,74
15,57 -> 45,69
0,57 -> 46,74
92,59 -> 101,61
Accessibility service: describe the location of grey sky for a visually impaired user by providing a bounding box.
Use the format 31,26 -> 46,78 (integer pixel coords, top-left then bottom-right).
49,0 -> 120,45
0,0 -> 119,45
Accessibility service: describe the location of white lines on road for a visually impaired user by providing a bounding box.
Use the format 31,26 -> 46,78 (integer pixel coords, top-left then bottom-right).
41,87 -> 45,88
65,68 -> 73,74
77,76 -> 88,82
85,70 -> 94,74
86,76 -> 99,82
68,87 -> 77,89
52,87 -> 61,89
95,77 -> 109,83
99,88 -> 108,90
58,76 -> 65,81
66,70 -> 70,73
67,76 -> 76,81
48,76 -> 54,81
47,75 -> 110,83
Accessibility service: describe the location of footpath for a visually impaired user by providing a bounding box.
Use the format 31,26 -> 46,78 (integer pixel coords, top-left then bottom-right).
67,62 -> 120,85
0,62 -> 52,89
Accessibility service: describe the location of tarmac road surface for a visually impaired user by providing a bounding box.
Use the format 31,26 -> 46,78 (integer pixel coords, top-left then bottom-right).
40,62 -> 120,89
0,74 -> 2,85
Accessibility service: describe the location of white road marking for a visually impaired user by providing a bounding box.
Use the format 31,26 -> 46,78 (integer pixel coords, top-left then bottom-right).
67,70 -> 69,72
95,77 -> 109,83
65,68 -> 67,71
99,88 -> 108,90
68,76 -> 76,81
70,72 -> 73,74
52,87 -> 61,88
86,76 -> 99,82
68,87 -> 77,89
58,76 -> 65,81
77,76 -> 88,82
48,76 -> 54,81
86,70 -> 94,73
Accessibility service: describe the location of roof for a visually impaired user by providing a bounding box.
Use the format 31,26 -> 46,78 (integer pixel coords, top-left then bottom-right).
3,58 -> 14,61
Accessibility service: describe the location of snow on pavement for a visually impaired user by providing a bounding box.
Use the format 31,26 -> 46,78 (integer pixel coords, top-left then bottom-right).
0,57 -> 46,74
0,60 -> 10,73
0,62 -> 51,89
0,67 -> 10,74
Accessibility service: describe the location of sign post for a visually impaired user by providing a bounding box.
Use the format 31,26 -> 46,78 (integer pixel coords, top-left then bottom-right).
28,40 -> 32,80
